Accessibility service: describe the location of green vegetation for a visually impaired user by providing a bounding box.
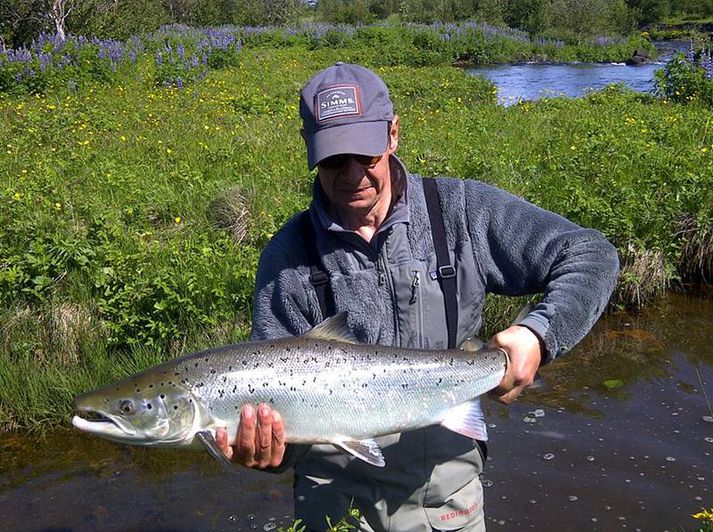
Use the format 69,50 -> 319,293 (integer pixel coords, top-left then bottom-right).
4,0 -> 713,48
1,24 -> 712,431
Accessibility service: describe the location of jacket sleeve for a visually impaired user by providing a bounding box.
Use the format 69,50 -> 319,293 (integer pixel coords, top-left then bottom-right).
251,233 -> 315,342
249,226 -> 315,472
463,180 -> 620,363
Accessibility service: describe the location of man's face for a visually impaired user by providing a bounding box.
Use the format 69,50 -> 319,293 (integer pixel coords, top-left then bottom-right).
316,118 -> 399,218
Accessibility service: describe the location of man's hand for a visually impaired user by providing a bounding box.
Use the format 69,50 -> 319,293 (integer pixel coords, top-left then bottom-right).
489,325 -> 542,404
215,403 -> 286,468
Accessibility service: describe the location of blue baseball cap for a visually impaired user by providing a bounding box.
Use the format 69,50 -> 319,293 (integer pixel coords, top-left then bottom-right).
300,62 -> 394,170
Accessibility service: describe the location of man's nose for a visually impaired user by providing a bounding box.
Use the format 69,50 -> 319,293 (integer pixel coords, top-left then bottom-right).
339,157 -> 367,183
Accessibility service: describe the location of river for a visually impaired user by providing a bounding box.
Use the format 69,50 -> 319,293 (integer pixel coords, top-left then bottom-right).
468,41 -> 691,105
1,291 -> 712,531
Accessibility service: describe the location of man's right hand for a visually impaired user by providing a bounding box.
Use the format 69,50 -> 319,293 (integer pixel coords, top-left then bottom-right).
216,403 -> 286,468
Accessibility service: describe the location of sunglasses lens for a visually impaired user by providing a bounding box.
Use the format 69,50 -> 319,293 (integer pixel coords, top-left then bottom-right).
355,154 -> 382,167
319,153 -> 383,169
320,154 -> 348,169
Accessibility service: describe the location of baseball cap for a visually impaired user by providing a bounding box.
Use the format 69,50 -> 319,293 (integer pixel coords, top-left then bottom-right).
300,62 -> 394,170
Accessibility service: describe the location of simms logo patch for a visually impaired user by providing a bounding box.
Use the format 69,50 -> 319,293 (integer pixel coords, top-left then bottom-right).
316,85 -> 362,121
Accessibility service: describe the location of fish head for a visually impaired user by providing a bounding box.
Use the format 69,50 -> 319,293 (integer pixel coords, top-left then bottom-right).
72,375 -> 198,447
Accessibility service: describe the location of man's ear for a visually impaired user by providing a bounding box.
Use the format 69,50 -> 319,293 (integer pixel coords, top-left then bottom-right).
389,115 -> 400,154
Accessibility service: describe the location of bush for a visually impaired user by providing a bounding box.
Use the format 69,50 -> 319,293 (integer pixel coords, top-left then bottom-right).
655,49 -> 713,105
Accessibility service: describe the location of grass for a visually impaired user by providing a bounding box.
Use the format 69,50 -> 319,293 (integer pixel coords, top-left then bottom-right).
1,42 -> 712,430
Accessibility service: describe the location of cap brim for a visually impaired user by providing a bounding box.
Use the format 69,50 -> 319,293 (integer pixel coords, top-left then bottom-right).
306,121 -> 389,170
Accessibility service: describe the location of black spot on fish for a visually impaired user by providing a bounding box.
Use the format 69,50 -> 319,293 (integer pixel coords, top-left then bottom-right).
286,347 -> 291,352
262,382 -> 268,387
242,360 -> 247,366
280,357 -> 288,363
402,383 -> 408,389
147,403 -> 152,409
222,376 -> 227,383
194,363 -> 199,368
149,384 -> 154,388
268,398 -> 274,404
204,357 -> 209,362
210,369 -> 216,374
362,383 -> 368,388
232,385 -> 237,393
160,394 -> 165,399
437,377 -> 443,385
269,344 -> 275,349
173,405 -> 178,410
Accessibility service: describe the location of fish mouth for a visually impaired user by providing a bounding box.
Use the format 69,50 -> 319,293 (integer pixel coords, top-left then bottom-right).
72,408 -> 141,442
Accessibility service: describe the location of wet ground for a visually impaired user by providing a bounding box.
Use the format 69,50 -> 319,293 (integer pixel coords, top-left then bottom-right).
1,291 -> 712,531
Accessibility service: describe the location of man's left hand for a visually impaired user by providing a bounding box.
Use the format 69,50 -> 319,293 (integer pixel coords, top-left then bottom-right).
488,325 -> 542,404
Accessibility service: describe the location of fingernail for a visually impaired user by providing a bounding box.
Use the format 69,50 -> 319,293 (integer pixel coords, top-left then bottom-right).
241,404 -> 253,420
272,411 -> 281,423
259,404 -> 270,418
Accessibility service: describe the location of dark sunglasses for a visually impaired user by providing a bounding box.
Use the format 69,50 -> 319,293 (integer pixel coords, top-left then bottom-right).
319,153 -> 384,170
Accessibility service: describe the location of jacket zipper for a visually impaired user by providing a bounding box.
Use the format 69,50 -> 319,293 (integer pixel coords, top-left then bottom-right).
410,270 -> 424,348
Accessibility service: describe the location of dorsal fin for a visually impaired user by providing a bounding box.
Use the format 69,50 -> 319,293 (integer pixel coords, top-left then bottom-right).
302,312 -> 358,344
459,337 -> 484,352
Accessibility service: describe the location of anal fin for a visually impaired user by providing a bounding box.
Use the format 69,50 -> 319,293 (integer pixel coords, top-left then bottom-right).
333,437 -> 385,467
441,399 -> 488,441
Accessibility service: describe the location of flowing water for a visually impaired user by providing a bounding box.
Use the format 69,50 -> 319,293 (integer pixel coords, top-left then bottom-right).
468,41 -> 691,105
1,291 -> 712,531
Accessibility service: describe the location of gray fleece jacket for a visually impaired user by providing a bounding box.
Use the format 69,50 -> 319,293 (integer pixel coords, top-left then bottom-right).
250,157 -> 619,530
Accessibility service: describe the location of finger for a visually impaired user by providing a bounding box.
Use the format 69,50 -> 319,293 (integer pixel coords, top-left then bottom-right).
254,403 -> 273,467
494,386 -> 523,405
269,410 -> 286,467
215,427 -> 233,460
236,404 -> 257,466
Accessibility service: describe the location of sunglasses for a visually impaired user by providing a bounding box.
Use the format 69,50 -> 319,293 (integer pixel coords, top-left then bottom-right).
319,153 -> 384,170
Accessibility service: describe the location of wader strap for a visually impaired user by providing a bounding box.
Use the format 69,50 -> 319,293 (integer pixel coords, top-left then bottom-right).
300,211 -> 335,319
422,178 -> 458,349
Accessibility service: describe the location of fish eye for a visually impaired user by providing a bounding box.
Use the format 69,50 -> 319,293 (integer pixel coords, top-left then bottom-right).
119,400 -> 135,415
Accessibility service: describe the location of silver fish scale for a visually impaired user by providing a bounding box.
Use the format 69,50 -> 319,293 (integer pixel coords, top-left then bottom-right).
168,337 -> 507,443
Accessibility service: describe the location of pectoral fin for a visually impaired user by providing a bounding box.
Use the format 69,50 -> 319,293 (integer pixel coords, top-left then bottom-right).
196,430 -> 236,473
333,437 -> 385,467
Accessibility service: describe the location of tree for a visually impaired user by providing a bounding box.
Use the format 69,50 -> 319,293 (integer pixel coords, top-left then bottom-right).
505,0 -> 548,34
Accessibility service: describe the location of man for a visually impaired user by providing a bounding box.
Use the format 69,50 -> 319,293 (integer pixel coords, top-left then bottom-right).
216,62 -> 619,530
